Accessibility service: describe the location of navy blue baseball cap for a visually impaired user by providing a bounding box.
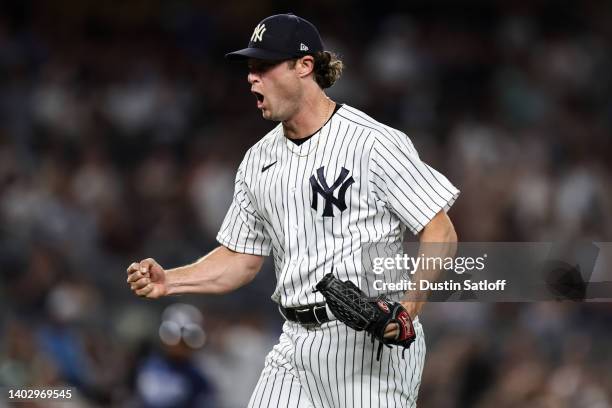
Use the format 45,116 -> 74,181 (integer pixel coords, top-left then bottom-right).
225,13 -> 324,61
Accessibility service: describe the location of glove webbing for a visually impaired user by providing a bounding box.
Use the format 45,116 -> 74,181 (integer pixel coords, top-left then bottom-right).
318,290 -> 375,330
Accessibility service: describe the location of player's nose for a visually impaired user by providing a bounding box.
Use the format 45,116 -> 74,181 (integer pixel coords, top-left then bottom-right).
247,71 -> 260,84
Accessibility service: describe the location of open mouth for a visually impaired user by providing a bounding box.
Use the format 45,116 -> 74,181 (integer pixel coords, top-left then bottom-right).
252,91 -> 264,104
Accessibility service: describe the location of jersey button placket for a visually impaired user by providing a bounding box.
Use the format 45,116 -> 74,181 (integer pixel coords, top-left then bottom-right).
286,211 -> 302,269
288,222 -> 301,267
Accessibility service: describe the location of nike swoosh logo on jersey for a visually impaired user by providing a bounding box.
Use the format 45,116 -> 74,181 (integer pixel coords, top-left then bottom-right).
261,161 -> 277,172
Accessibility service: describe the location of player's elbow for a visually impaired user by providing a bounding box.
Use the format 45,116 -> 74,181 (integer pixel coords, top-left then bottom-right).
421,210 -> 457,243
210,281 -> 239,295
444,219 -> 457,243
212,250 -> 264,294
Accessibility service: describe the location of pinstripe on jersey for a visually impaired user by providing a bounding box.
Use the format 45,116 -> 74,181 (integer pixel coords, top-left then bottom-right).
217,104 -> 458,407
217,104 -> 460,307
248,319 -> 427,408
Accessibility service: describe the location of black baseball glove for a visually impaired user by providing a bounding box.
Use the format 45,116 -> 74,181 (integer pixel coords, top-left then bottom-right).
314,272 -> 416,360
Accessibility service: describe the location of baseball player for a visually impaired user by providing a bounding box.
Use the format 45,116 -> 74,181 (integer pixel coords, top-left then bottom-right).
127,13 -> 459,407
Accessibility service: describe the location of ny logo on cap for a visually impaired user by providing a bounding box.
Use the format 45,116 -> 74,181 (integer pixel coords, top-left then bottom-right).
251,24 -> 266,43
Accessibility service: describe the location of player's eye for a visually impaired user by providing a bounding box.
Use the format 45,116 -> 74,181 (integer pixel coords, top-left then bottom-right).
248,60 -> 282,73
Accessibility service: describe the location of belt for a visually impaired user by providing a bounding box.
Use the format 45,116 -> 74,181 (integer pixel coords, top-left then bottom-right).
279,303 -> 331,326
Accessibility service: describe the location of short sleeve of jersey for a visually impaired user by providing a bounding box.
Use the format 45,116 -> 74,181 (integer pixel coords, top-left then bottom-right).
216,158 -> 272,256
369,133 -> 460,235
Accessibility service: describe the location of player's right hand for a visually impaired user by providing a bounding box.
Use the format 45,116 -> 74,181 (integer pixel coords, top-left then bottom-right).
126,258 -> 167,299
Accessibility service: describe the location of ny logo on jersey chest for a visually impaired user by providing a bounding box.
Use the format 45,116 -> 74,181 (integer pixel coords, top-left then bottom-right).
310,166 -> 355,217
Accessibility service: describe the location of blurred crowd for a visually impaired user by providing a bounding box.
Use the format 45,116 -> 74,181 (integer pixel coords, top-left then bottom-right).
1,1 -> 611,407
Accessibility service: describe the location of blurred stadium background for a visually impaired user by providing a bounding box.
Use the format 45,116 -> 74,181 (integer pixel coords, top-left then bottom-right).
1,0 -> 611,407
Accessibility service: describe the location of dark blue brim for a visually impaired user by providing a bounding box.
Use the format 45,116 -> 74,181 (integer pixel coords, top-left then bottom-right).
225,47 -> 300,61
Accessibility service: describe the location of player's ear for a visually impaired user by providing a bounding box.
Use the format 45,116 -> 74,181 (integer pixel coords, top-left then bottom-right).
295,56 -> 315,78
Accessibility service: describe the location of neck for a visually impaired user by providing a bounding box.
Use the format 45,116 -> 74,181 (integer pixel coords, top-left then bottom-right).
282,91 -> 334,139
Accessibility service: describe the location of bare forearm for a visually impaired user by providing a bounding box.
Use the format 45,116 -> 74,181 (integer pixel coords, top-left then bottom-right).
402,211 -> 458,317
166,246 -> 264,295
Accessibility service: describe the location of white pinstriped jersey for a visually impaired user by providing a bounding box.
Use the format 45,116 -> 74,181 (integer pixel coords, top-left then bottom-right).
217,104 -> 459,308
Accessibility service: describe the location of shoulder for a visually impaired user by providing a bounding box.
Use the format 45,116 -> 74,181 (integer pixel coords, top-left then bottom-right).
338,105 -> 417,156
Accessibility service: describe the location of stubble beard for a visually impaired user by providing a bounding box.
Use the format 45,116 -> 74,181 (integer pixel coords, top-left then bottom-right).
262,102 -> 296,122
261,84 -> 302,122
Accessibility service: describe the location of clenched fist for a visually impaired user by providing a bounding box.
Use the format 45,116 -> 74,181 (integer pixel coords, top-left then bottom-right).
126,258 -> 167,299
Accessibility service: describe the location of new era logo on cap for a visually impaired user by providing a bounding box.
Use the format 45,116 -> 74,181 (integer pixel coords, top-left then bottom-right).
226,13 -> 324,61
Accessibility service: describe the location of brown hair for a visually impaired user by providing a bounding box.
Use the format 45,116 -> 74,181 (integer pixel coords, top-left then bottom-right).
312,51 -> 343,89
289,51 -> 344,89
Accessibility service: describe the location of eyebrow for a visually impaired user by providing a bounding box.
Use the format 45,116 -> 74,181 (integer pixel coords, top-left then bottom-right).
248,60 -> 280,72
